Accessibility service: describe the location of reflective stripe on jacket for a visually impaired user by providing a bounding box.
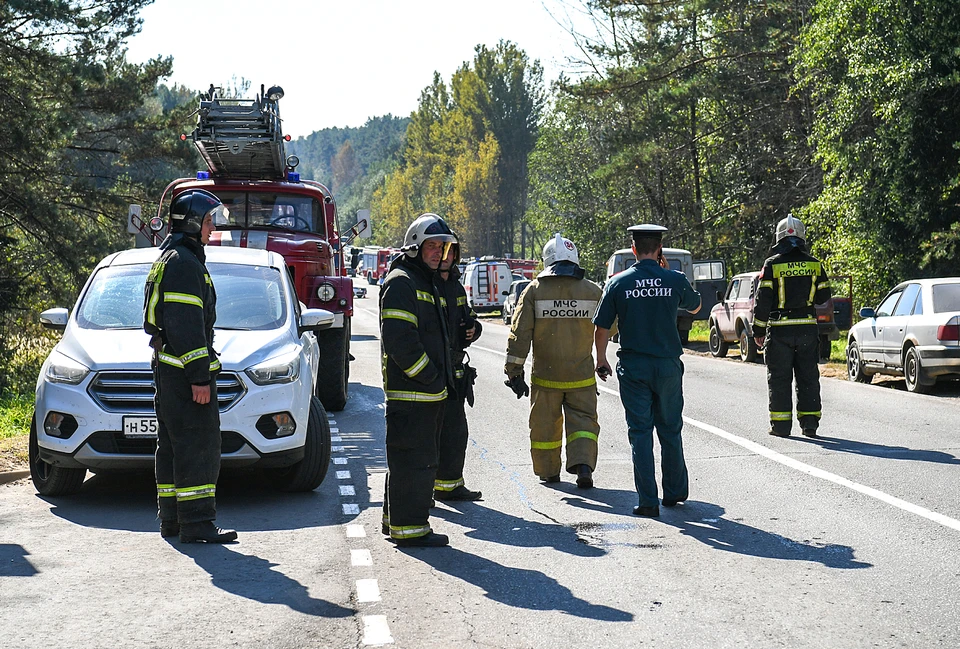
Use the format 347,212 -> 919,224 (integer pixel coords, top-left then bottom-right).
753,241 -> 831,337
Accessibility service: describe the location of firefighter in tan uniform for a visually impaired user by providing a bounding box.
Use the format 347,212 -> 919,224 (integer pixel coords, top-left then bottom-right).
504,234 -> 602,488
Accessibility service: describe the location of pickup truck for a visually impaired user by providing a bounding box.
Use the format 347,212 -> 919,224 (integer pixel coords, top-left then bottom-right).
708,271 -> 839,362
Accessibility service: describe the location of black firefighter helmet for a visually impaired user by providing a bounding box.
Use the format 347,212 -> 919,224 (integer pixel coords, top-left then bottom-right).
169,189 -> 228,234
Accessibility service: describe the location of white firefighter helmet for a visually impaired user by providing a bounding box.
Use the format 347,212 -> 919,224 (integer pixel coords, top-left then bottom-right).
775,214 -> 806,243
542,233 -> 579,267
400,213 -> 457,258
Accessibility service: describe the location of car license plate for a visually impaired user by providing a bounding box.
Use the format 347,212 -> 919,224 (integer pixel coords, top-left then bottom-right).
123,416 -> 159,438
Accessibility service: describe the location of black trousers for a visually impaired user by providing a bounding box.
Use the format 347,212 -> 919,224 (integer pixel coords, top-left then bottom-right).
765,330 -> 822,433
154,362 -> 221,524
382,400 -> 445,540
435,395 -> 469,493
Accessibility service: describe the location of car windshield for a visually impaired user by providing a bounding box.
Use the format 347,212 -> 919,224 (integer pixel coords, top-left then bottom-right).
932,283 -> 960,313
75,262 -> 287,331
213,191 -> 323,233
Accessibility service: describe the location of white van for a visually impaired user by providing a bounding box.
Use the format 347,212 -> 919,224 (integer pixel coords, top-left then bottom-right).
462,259 -> 512,313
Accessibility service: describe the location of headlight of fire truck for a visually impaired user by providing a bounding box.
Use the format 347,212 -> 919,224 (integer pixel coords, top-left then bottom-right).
317,283 -> 336,302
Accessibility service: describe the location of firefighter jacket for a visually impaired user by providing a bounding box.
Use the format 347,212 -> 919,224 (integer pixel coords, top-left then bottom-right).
505,271 -> 602,391
753,237 -> 831,338
439,267 -> 482,367
380,255 -> 452,405
143,233 -> 220,385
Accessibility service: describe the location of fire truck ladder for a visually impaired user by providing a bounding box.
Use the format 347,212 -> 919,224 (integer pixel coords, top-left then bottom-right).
190,84 -> 288,180
476,265 -> 491,302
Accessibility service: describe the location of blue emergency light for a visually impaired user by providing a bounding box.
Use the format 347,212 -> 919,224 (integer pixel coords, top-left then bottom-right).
196,171 -> 210,180
287,172 -> 300,183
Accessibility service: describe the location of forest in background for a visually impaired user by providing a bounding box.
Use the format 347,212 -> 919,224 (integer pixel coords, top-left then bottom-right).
3,0 -> 960,391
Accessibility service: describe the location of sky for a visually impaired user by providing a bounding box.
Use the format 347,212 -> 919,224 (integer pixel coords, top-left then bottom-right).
125,0 -> 599,139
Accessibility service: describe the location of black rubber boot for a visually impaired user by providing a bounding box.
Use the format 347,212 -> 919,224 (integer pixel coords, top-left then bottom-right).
179,521 -> 238,544
395,532 -> 449,548
575,465 -> 594,489
160,520 -> 180,538
434,485 -> 482,501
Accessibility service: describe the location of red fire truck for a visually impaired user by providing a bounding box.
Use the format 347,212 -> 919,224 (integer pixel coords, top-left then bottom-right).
361,246 -> 401,285
132,85 -> 366,411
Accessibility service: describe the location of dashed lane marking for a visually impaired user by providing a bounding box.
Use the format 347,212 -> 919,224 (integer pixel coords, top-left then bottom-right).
346,524 -> 366,538
333,457 -> 348,465
342,504 -> 360,515
362,615 -> 394,645
472,343 -> 960,534
336,470 -> 351,480
351,549 -> 373,566
339,485 -> 356,496
356,579 -> 382,603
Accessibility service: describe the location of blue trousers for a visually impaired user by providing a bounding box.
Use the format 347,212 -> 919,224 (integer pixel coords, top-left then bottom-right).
617,354 -> 689,508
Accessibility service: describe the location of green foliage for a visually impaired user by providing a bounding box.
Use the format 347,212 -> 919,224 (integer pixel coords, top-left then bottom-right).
0,391 -> 34,440
0,1 -> 198,390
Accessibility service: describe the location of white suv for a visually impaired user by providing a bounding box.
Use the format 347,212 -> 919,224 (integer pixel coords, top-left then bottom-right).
31,246 -> 334,496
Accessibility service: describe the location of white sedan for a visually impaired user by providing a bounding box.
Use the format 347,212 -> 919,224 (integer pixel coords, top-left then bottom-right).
846,277 -> 960,392
32,246 -> 335,496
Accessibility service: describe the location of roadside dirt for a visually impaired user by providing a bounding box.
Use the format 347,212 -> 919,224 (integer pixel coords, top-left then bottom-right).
0,435 -> 28,472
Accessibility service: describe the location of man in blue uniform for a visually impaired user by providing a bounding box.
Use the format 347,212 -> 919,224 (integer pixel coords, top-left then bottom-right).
594,224 -> 701,517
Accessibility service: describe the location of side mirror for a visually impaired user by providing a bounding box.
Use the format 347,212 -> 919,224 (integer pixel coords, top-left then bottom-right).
716,290 -> 724,302
342,210 -> 372,245
502,291 -> 509,296
300,308 -> 336,333
40,307 -> 69,332
859,307 -> 876,319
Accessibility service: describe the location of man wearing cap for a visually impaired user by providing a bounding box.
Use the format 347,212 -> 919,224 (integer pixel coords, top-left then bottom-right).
504,234 -> 603,488
753,215 -> 831,438
593,224 -> 701,517
379,213 -> 456,547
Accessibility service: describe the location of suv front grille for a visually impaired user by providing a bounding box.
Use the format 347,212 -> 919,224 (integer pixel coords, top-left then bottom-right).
86,431 -> 247,455
88,371 -> 245,414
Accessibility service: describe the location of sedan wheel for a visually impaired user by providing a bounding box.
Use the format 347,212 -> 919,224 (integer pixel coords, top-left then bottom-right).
846,341 -> 872,383
904,346 -> 932,394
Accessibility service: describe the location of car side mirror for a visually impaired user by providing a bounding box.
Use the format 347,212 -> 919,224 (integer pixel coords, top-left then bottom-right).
716,290 -> 723,301
300,308 -> 336,334
859,307 -> 876,319
502,291 -> 509,296
40,307 -> 69,332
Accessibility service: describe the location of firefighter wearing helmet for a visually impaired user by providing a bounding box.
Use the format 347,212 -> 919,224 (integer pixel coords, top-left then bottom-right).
753,214 -> 832,438
379,213 -> 456,547
504,234 -> 603,488
142,189 -> 236,543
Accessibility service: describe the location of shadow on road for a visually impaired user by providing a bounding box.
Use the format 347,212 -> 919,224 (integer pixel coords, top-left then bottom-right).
171,542 -> 354,618
793,435 -> 960,464
406,546 -> 633,621
430,501 -> 605,558
42,470 -> 340,533
0,544 -> 37,577
657,501 -> 871,570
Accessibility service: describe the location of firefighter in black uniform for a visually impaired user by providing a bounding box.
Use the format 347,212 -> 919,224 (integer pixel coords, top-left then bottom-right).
143,189 -> 237,543
380,213 -> 456,547
434,234 -> 482,502
753,215 -> 832,439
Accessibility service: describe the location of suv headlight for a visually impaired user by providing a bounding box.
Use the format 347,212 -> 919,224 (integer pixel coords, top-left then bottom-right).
245,351 -> 301,385
44,351 -> 91,385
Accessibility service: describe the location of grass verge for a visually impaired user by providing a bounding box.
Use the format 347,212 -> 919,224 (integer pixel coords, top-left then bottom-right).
0,391 -> 32,472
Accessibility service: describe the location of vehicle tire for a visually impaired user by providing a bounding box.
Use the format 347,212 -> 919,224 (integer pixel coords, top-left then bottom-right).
316,318 -> 350,411
502,308 -> 510,325
739,329 -> 758,363
29,414 -> 86,497
904,346 -> 932,394
268,396 -> 331,492
367,272 -> 376,286
846,341 -> 872,383
820,335 -> 832,360
708,321 -> 729,358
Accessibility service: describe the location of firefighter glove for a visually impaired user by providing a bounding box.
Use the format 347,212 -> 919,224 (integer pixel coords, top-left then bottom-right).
504,373 -> 529,399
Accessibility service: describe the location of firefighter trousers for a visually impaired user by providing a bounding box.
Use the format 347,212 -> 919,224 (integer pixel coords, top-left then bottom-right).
764,330 -> 822,433
528,384 -> 599,479
617,355 -> 688,509
154,362 -> 222,525
382,400 -> 445,540
435,395 -> 469,493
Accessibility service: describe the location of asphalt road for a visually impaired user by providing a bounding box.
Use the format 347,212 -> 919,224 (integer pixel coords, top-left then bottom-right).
3,285 -> 959,648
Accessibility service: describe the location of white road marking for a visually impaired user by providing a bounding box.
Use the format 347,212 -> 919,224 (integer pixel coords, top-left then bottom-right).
346,524 -> 366,538
332,446 -> 346,452
331,436 -> 343,442
356,579 -> 382,603
351,549 -> 373,566
331,427 -> 340,433
361,615 -> 394,645
339,485 -> 356,496
473,342 -> 960,533
333,457 -> 348,465
336,470 -> 351,480
342,503 -> 360,515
